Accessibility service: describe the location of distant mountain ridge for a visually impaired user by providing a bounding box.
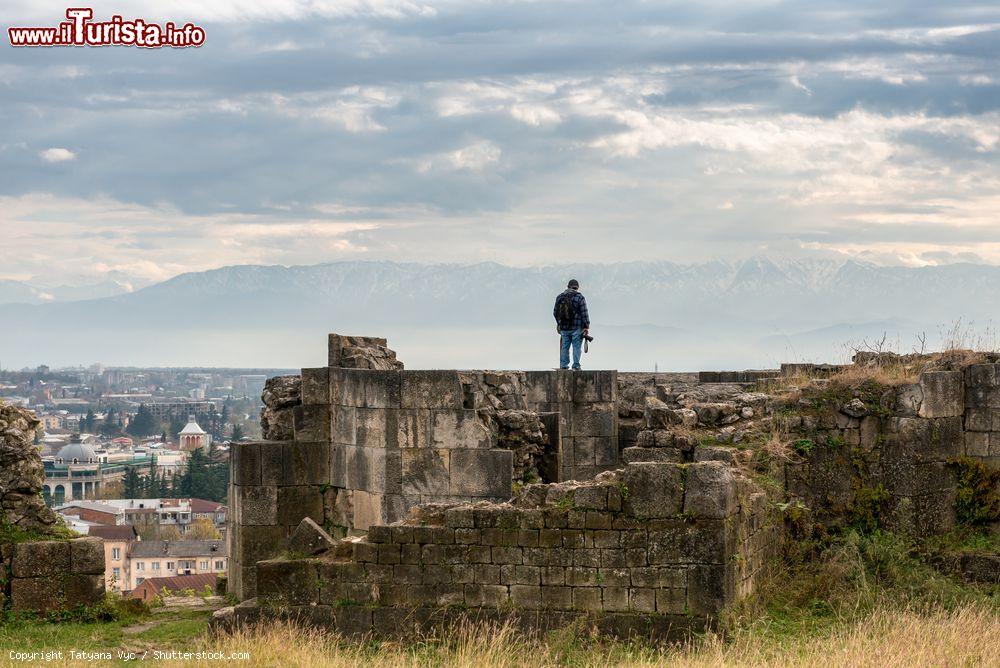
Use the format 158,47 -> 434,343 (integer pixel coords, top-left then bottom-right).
1,257 -> 997,370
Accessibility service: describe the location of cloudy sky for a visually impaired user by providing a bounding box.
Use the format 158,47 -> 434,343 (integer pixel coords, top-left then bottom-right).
1,1 -> 998,288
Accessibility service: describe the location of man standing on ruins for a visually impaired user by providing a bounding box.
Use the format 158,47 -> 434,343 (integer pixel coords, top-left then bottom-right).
553,279 -> 591,370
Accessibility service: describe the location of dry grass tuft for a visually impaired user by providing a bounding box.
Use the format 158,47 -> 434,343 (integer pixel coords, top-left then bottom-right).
146,604 -> 1000,668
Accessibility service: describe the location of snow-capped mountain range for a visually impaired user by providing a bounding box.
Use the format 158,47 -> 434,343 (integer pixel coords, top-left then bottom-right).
1,257 -> 996,370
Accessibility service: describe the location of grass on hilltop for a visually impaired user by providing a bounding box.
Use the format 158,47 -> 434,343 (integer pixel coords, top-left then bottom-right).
0,530 -> 998,667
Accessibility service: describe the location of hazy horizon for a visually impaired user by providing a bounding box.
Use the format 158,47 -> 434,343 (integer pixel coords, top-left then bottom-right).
1,257 -> 995,371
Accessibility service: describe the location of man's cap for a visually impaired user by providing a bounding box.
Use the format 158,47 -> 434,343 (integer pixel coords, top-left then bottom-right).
567,279 -> 580,289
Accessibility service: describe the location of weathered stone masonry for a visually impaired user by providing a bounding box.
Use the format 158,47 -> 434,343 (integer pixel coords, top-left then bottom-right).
0,402 -> 105,613
224,336 -> 1000,638
230,335 -> 621,600
221,460 -> 780,639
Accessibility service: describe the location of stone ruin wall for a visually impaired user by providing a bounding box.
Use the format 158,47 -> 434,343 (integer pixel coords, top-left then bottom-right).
230,334 -> 621,599
220,459 -> 780,640
224,334 -> 1000,636
0,403 -> 105,613
784,363 -> 1000,537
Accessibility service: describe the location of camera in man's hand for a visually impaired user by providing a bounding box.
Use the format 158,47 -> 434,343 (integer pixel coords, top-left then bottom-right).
583,333 -> 594,343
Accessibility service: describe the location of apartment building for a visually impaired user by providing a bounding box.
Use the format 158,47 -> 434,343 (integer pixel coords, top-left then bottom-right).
88,524 -> 139,592
56,497 -> 228,537
125,540 -> 227,591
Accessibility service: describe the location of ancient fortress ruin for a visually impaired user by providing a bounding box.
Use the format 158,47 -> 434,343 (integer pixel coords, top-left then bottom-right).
1,403 -> 106,614
219,335 -> 1000,638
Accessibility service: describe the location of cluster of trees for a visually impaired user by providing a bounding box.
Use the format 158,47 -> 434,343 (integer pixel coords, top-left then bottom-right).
84,398 -> 260,441
147,517 -> 221,542
120,449 -> 229,503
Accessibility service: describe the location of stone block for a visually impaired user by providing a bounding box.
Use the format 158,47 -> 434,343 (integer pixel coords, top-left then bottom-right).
401,371 -> 464,409
356,409 -> 388,449
693,446 -> 737,464
918,371 -> 964,418
277,486 -> 325,527
341,369 -> 402,409
300,367 -> 330,405
431,410 -> 494,449
238,525 -> 288,564
238,486 -> 278,525
293,405 -> 331,442
629,588 -> 655,612
260,442 -> 284,485
623,447 -> 683,463
572,403 -> 616,437
887,417 -> 963,463
10,578 -> 61,612
539,586 -> 572,610
343,446 -> 365,489
333,406 -> 357,445
909,491 -> 957,536
683,461 -> 738,519
396,410 -> 431,449
630,566 -> 685,588
352,490 -> 385,530
233,441 -> 261,486
12,540 -> 71,578
573,486 -> 608,510
401,448 -> 451,496
257,559 -> 318,605
510,584 -> 541,608
552,372 -> 575,403
595,438 -> 617,467
573,437 -> 597,465
572,587 -> 602,611
966,364 -> 1000,388
288,517 -> 338,555
283,441 -> 332,485
449,449 -> 513,498
687,563 -> 734,616
883,461 -> 957,497
896,383 -> 924,417
603,586 -> 629,612
330,445 -> 346,488
63,574 -> 105,607
384,451 -> 402,494
69,537 -> 105,574
966,432 -> 990,457
647,521 -> 729,565
621,462 -> 684,518
523,371 -> 554,405
573,371 -> 617,403
655,587 -> 686,614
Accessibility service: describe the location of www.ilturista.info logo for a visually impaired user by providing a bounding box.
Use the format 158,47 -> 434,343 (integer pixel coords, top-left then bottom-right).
8,8 -> 205,48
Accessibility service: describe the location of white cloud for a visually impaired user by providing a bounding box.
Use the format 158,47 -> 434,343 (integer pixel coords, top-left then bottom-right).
416,141 -> 501,173
0,193 -> 375,285
3,0 -> 442,23
39,148 -> 76,163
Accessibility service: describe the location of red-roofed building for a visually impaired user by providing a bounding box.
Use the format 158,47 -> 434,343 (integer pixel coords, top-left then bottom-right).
129,573 -> 217,602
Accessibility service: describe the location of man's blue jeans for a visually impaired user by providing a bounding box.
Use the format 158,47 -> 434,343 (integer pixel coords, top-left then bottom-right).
559,329 -> 584,369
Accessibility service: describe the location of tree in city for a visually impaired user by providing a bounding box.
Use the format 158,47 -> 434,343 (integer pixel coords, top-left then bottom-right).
99,406 -> 121,436
168,413 -> 186,441
160,525 -> 182,541
188,517 -> 221,540
122,466 -> 143,498
82,409 -> 96,433
174,448 -> 228,502
231,423 -> 245,442
126,405 -> 157,438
